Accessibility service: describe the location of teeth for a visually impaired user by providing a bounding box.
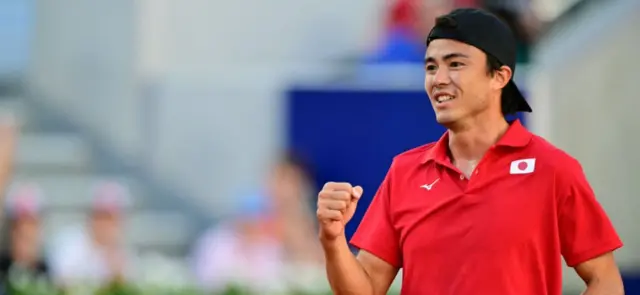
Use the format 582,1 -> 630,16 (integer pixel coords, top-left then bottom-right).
437,95 -> 454,103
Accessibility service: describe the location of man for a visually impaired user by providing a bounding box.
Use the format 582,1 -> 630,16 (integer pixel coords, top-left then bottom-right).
48,181 -> 137,288
0,184 -> 51,288
316,8 -> 623,295
192,152 -> 322,292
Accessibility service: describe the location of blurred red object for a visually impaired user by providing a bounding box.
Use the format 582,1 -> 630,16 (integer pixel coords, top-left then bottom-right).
454,0 -> 480,8
388,0 -> 418,30
387,0 -> 480,33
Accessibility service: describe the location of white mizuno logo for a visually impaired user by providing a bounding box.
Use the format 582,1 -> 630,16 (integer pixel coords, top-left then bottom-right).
510,158 -> 536,174
420,178 -> 440,191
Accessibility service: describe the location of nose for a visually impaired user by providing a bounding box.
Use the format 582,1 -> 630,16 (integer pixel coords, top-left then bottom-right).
433,67 -> 451,86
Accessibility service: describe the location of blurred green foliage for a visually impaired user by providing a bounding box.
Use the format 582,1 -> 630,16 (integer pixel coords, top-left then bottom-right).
3,279 -> 367,295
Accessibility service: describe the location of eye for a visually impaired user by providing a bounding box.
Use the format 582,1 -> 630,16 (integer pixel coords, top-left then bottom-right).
425,64 -> 437,72
450,61 -> 464,68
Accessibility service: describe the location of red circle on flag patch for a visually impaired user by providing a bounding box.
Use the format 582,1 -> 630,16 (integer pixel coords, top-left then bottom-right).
517,161 -> 528,171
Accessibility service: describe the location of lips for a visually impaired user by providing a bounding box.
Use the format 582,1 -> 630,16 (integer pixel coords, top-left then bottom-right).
433,93 -> 455,104
436,95 -> 454,103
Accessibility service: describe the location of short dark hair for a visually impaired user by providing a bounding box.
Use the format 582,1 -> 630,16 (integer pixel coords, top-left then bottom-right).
485,53 -> 502,77
432,14 -> 504,77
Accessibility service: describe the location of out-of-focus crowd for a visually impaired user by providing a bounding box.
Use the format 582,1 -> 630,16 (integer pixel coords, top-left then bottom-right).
364,0 -> 542,65
190,152 -> 324,292
0,151 -> 326,294
0,0 -> 550,293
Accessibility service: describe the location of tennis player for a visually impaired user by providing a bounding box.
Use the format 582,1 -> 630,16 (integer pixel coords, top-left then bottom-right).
316,8 -> 624,295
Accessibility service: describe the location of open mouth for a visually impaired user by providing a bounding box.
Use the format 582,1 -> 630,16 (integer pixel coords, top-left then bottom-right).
435,95 -> 455,104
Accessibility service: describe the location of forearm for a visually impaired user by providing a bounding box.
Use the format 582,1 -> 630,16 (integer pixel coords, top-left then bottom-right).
322,235 -> 374,295
581,277 -> 624,295
0,122 -> 15,193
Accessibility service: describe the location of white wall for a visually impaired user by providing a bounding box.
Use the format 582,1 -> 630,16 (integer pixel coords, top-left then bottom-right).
29,0 -> 385,213
528,0 -> 640,290
532,0 -> 583,21
29,0 -> 141,159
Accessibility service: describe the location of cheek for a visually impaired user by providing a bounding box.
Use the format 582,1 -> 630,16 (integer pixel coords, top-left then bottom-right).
449,72 -> 464,89
424,75 -> 434,95
453,73 -> 485,98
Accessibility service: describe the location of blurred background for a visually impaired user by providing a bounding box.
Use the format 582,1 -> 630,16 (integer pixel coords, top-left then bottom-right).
0,0 -> 638,294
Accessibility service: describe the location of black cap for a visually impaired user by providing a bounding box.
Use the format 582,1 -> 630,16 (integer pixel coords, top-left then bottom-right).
426,8 -> 532,115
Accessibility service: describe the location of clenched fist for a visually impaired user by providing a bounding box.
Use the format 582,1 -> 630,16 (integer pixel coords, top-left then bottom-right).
316,182 -> 363,241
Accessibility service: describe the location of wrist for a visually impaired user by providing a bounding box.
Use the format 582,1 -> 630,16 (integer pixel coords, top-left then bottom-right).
320,234 -> 348,252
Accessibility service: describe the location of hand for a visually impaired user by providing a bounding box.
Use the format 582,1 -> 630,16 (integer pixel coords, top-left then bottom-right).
316,182 -> 363,242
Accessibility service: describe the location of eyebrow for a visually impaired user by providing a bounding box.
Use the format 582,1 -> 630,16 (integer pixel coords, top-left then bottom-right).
424,53 -> 470,64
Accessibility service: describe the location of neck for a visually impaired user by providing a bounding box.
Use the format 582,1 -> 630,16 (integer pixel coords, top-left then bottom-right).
447,112 -> 510,162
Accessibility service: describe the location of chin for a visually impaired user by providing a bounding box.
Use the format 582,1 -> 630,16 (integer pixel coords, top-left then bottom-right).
435,112 -> 459,125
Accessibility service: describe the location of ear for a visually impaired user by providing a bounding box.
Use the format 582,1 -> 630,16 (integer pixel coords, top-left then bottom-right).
492,65 -> 512,90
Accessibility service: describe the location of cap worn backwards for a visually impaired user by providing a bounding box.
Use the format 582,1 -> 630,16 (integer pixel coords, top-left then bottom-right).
426,8 -> 532,115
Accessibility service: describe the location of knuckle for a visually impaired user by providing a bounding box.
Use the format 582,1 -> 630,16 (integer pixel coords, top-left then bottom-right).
323,182 -> 336,189
317,208 -> 327,217
323,181 -> 353,191
324,210 -> 338,218
337,191 -> 351,200
319,190 -> 334,199
337,182 -> 352,190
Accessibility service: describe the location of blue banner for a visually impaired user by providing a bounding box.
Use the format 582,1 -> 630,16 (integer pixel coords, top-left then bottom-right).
287,88 -> 445,238
286,87 -> 639,293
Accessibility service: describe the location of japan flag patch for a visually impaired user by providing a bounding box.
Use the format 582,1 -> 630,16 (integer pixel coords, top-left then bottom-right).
510,158 -> 536,174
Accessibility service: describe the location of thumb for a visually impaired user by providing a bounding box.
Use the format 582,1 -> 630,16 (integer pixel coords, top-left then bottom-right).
351,186 -> 363,202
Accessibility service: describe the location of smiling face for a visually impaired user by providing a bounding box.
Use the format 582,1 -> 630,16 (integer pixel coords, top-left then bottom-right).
424,39 -> 511,127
